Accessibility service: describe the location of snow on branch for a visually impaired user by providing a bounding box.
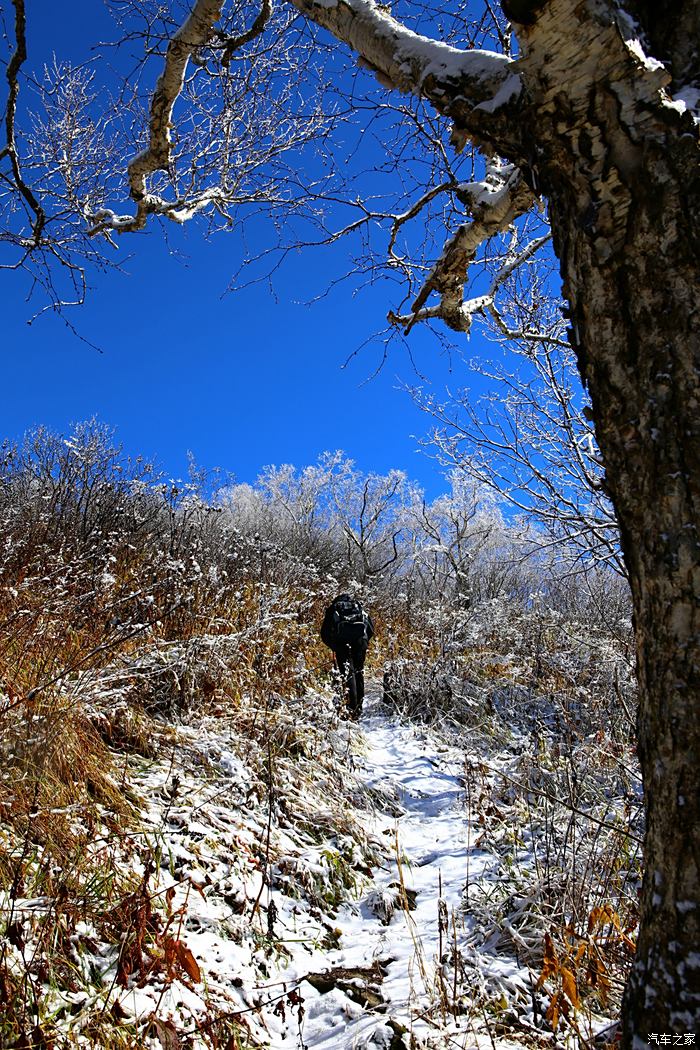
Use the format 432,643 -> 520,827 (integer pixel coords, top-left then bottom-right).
389,162 -> 536,335
88,0 -> 224,234
288,0 -> 524,155
88,0 -> 277,236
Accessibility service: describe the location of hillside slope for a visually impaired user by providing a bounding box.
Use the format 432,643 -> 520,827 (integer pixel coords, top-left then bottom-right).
1,678 -> 639,1049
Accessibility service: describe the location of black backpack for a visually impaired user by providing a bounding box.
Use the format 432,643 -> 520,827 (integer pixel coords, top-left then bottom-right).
332,596 -> 369,644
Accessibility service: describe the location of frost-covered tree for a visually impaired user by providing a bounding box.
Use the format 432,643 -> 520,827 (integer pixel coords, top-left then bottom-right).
423,332 -> 625,577
326,461 -> 415,584
221,453 -> 414,583
2,0 -> 699,1035
411,473 -> 510,604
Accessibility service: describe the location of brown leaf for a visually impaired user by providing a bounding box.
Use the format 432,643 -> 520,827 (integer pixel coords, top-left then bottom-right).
535,932 -> 559,990
7,921 -> 24,950
32,1025 -> 54,1050
546,990 -> 560,1031
175,939 -> 201,983
586,956 -> 611,1006
561,966 -> 579,1009
163,936 -> 178,980
110,1000 -> 130,1021
588,907 -> 602,933
189,879 -> 207,900
152,1017 -> 181,1050
116,957 -> 132,988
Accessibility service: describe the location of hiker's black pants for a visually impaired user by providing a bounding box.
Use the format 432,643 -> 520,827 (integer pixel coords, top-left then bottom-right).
334,641 -> 367,716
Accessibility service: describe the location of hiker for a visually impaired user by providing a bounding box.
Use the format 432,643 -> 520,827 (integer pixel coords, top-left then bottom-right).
320,593 -> 375,719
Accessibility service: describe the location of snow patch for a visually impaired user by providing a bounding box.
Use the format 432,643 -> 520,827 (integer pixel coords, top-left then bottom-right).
669,85 -> 700,122
626,36 -> 666,74
474,73 -> 522,113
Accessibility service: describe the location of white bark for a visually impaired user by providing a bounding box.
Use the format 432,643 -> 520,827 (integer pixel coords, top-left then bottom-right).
287,0 -> 524,155
389,164 -> 535,333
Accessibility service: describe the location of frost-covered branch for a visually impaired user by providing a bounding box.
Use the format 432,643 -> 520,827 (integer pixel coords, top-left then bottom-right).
1,0 -> 537,324
287,0 -> 524,156
388,163 -> 535,334
418,328 -> 624,575
220,0 -> 273,64
387,181 -> 455,259
129,1 -> 223,201
482,232 -> 569,346
89,0 -> 235,234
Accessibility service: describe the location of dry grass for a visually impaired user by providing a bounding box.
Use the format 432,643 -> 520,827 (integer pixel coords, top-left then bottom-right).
0,424 -> 638,1047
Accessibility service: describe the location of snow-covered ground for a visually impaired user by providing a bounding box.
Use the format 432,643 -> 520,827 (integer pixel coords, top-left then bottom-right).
109,688 -> 534,1049
291,704 -> 530,1049
2,682 -> 629,1048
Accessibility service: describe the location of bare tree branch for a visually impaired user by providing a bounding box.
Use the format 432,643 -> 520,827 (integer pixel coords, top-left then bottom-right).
287,0 -> 525,157
220,0 -> 273,65
2,0 -> 46,246
416,324 -> 625,575
89,0 -> 226,233
389,162 -> 535,334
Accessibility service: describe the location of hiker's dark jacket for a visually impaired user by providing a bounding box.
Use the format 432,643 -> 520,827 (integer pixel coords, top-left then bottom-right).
320,594 -> 374,653
321,594 -> 375,716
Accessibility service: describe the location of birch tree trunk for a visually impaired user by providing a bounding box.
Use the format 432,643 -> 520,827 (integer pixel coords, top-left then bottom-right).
515,0 -> 700,1035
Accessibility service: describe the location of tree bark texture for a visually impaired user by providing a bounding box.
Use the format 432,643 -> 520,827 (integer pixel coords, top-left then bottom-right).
513,0 -> 700,1037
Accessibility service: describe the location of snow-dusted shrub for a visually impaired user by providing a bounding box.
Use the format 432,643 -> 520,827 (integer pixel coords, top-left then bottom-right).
0,421 -> 642,1047
382,658 -> 477,726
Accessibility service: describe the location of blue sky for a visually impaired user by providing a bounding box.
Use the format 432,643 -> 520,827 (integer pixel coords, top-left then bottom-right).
3,225 -> 476,498
1,1 -> 497,500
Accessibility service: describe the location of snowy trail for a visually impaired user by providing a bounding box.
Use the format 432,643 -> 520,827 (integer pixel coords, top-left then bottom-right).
280,694 -> 489,1050
99,689 -> 529,1050
4,674 -> 621,1049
